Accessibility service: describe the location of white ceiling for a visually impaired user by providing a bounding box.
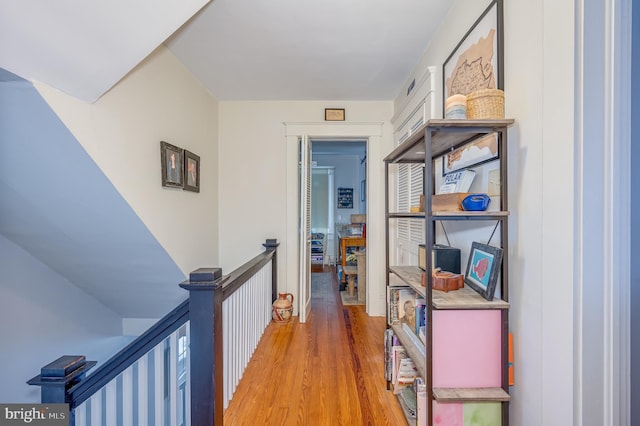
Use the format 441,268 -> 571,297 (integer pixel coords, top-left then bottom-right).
1,0 -> 452,102
166,0 -> 452,101
0,0 -> 210,103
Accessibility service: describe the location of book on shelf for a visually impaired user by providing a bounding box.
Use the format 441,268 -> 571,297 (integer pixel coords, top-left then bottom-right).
384,328 -> 400,382
387,287 -> 399,325
402,323 -> 426,358
388,287 -> 418,326
415,378 -> 427,426
391,345 -> 409,384
398,290 -> 417,328
416,298 -> 426,345
393,356 -> 418,395
415,297 -> 426,334
438,169 -> 476,194
398,387 -> 417,418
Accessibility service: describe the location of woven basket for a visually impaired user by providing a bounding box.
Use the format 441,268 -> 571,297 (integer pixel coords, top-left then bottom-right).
466,89 -> 504,119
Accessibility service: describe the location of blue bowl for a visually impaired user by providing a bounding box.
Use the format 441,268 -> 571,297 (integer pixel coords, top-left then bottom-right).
461,194 -> 491,211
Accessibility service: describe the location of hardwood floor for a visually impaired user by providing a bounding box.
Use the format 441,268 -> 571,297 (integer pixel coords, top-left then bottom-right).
223,267 -> 407,425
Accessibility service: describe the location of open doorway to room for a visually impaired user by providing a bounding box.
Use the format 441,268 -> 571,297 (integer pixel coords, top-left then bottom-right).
286,121 -> 382,324
310,140 -> 367,305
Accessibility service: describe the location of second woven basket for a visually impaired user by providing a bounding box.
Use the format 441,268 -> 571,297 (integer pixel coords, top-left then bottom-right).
466,89 -> 504,119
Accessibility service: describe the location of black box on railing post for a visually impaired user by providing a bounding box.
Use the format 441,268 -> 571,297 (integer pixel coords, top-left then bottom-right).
180,267 -> 226,426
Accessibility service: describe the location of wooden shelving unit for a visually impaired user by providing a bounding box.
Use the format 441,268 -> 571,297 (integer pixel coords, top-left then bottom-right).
384,118 -> 514,426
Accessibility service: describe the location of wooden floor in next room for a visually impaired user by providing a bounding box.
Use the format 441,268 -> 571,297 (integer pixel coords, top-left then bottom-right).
224,265 -> 407,425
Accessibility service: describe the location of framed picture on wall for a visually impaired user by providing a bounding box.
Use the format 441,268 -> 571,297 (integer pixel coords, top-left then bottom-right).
184,150 -> 200,193
325,108 -> 345,121
442,0 -> 504,115
337,187 -> 353,209
161,141 -> 184,188
361,179 -> 366,202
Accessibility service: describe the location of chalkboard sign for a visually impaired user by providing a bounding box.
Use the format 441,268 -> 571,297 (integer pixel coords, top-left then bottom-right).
337,187 -> 354,209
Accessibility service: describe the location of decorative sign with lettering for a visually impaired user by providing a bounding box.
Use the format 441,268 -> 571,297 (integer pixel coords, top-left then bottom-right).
337,187 -> 353,209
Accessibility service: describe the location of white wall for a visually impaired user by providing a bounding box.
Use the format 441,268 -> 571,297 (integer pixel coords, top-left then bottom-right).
218,101 -> 393,316
314,153 -> 364,261
34,46 -> 219,277
393,0 -> 575,423
313,154 -> 363,224
311,168 -> 330,233
0,235 -> 132,403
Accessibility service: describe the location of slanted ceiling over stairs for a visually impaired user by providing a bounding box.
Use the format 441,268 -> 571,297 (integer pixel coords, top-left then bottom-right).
0,73 -> 185,317
0,0 -> 210,103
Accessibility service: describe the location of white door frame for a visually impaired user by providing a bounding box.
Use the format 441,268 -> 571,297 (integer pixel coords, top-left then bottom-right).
284,122 -> 384,321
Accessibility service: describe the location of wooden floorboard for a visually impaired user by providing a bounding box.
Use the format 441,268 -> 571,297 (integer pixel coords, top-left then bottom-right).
224,266 -> 407,425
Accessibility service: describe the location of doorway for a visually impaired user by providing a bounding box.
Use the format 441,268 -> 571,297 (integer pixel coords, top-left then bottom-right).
297,137 -> 368,323
311,140 -> 367,273
284,121 -> 383,323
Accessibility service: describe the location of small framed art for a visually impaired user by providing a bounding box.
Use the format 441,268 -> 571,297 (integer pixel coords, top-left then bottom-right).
325,108 -> 345,121
184,150 -> 200,193
337,187 -> 353,209
161,141 -> 184,188
465,242 -> 503,301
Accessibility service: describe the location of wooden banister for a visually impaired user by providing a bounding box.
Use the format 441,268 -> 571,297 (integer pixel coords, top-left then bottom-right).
28,239 -> 279,426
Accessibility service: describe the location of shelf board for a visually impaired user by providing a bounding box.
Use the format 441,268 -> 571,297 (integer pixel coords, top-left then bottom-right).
389,266 -> 426,297
388,211 -> 509,220
384,119 -> 515,163
391,324 -> 426,380
433,286 -> 510,310
390,266 -> 509,310
388,212 -> 426,219
431,211 -> 510,220
433,387 -> 510,402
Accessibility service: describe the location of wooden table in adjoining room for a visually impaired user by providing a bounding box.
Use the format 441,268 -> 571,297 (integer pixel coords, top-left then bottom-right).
337,229 -> 366,285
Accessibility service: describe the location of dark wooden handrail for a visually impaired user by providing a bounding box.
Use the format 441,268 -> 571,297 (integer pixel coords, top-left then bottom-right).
69,298 -> 190,407
29,239 -> 280,426
222,247 -> 275,301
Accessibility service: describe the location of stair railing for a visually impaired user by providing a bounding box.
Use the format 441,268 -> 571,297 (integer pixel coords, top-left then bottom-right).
28,239 -> 279,426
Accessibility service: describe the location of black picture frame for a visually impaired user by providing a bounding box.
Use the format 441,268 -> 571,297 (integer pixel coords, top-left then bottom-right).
464,241 -> 503,301
442,0 -> 504,116
361,179 -> 366,202
184,150 -> 200,193
337,187 -> 353,209
161,141 -> 184,188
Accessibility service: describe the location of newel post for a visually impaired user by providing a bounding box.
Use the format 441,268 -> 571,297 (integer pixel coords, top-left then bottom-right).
180,268 -> 227,426
262,238 -> 280,303
27,355 -> 96,425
